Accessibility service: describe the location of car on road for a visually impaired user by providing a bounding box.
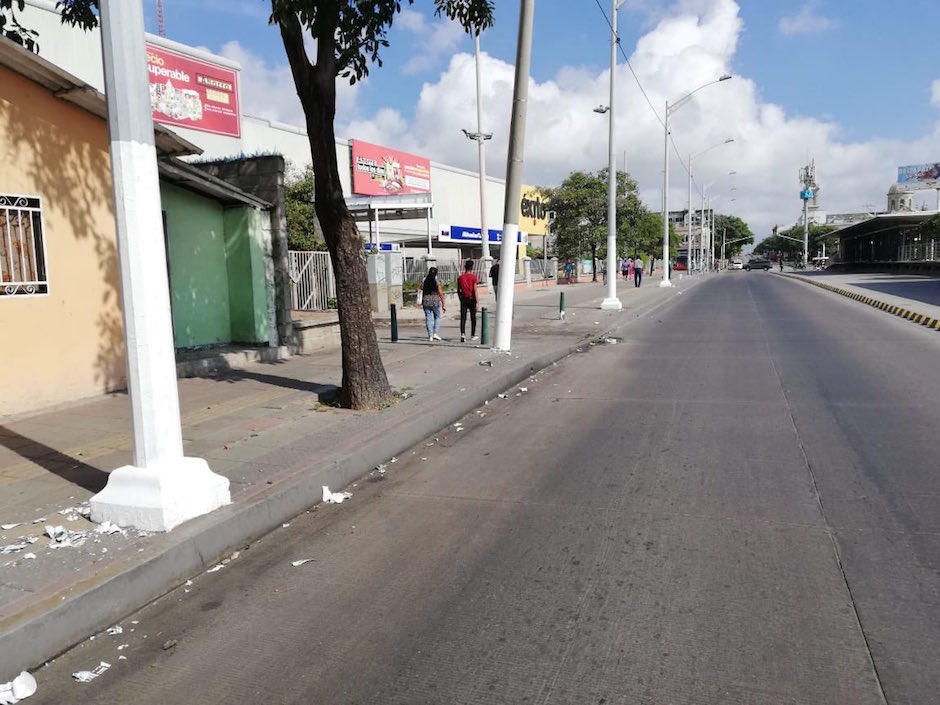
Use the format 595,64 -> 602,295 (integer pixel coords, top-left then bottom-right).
729,258 -> 743,270
744,258 -> 772,271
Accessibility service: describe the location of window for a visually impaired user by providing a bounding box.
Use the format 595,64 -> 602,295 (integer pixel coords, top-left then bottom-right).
0,194 -> 48,296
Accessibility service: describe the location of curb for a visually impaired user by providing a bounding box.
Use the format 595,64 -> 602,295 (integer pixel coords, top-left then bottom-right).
782,274 -> 940,331
0,330 -> 601,677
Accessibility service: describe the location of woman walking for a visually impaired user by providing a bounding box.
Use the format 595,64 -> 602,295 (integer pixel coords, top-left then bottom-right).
420,267 -> 446,341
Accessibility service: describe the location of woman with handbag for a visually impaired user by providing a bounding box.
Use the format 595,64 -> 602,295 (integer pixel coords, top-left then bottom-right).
419,267 -> 446,341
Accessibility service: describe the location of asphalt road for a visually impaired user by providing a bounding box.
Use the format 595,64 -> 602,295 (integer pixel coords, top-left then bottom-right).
29,273 -> 939,704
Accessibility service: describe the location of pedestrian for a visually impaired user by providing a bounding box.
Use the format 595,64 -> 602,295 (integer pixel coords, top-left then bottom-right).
564,258 -> 574,284
457,259 -> 479,343
489,259 -> 500,301
621,255 -> 629,280
627,257 -> 634,283
600,258 -> 607,284
633,255 -> 643,287
419,266 -> 446,341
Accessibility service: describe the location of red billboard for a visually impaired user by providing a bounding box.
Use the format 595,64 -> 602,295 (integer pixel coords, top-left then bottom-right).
351,140 -> 431,196
146,43 -> 241,138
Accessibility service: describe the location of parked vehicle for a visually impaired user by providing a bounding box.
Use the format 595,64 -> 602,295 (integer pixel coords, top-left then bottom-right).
729,258 -> 743,270
744,258 -> 772,271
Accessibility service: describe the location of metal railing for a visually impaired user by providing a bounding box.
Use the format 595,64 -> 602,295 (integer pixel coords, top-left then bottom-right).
288,250 -> 335,310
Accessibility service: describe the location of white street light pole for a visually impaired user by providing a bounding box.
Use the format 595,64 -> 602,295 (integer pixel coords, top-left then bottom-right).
494,0 -> 534,351
662,75 -> 732,287
687,138 -> 733,273
462,32 -> 493,288
600,0 -> 624,310
91,0 -> 229,532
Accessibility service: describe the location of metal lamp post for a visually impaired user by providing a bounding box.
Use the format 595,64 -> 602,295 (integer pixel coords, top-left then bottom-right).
595,0 -> 625,310
462,31 -> 493,288
662,74 -> 732,287
687,138 -> 733,272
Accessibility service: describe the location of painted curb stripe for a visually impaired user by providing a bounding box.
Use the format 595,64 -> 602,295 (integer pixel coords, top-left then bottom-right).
783,274 -> 938,333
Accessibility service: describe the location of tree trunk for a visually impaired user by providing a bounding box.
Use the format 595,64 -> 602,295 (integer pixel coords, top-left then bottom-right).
277,10 -> 391,409
591,244 -> 597,282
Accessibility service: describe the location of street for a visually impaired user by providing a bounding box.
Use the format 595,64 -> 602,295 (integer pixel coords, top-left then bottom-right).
28,273 -> 940,704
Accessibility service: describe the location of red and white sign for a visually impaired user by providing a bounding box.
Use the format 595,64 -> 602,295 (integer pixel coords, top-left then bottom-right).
146,43 -> 240,138
351,140 -> 431,196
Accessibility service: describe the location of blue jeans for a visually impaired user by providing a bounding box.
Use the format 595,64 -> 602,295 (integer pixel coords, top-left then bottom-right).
423,304 -> 441,337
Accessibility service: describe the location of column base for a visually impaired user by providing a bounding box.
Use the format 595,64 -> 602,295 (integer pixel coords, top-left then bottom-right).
600,297 -> 623,311
90,457 -> 231,533
659,279 -> 674,288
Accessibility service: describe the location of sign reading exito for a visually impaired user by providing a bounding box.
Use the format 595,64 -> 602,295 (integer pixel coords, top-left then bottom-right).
146,43 -> 241,138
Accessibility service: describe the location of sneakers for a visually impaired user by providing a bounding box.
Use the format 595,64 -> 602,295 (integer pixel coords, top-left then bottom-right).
428,335 -> 434,342
470,335 -> 479,341
460,335 -> 466,342
432,334 -> 442,341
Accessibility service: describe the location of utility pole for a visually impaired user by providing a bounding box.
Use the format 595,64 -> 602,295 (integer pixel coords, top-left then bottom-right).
494,0 -> 535,351
799,160 -> 816,270
600,0 -> 624,311
91,0 -> 229,532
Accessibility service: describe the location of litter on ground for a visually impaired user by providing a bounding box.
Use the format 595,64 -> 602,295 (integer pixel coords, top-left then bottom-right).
0,671 -> 37,705
322,486 -> 352,504
291,559 -> 315,567
72,662 -> 110,683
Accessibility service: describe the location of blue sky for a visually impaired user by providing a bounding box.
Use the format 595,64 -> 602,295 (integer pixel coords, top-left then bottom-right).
143,0 -> 940,238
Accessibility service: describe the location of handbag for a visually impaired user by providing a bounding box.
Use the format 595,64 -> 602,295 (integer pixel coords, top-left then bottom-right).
416,289 -> 423,305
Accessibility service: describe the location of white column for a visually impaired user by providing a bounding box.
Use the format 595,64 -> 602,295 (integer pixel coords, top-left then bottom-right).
660,101 -> 673,287
494,0 -> 535,351
474,33 -> 492,288
90,0 -> 229,532
600,0 -> 622,311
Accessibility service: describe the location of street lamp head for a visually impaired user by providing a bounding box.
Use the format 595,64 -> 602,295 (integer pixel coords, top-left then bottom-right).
593,105 -> 610,114
481,132 -> 493,140
718,74 -> 732,82
723,138 -> 734,144
461,128 -> 471,138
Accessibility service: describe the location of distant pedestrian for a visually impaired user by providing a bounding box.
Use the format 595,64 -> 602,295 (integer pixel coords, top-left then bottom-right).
457,259 -> 479,343
564,258 -> 575,284
633,256 -> 643,287
600,258 -> 607,283
627,257 -> 634,283
489,259 -> 500,301
621,256 -> 629,280
419,267 -> 446,341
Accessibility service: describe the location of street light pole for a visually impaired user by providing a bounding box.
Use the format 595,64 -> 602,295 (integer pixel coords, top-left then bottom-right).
662,74 -> 732,287
686,139 -> 733,273
601,0 -> 624,310
494,0 -> 534,351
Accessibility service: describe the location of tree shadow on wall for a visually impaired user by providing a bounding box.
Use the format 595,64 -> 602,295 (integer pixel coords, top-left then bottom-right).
0,76 -> 126,397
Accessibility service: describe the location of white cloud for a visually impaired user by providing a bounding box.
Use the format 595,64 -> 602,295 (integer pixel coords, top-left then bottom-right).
932,79 -> 940,109
396,8 -> 468,76
234,0 -> 940,238
214,40 -> 362,128
778,5 -> 838,37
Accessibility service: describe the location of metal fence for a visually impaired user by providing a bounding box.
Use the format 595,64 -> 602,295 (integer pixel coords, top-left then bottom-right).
288,250 -> 335,310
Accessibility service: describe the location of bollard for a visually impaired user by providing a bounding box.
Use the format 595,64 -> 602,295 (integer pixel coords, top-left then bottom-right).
390,303 -> 398,342
480,307 -> 489,346
559,291 -> 565,320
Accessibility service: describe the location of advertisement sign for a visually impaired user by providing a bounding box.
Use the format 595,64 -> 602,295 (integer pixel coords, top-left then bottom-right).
146,43 -> 240,138
897,163 -> 940,184
351,140 -> 431,196
517,185 -> 549,236
438,225 -> 525,244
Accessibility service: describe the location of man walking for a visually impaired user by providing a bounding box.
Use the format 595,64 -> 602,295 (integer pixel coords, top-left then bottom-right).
457,259 -> 479,343
489,259 -> 500,301
633,255 -> 643,287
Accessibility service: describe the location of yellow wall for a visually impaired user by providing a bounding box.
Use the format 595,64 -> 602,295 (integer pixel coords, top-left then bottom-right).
0,67 -> 124,418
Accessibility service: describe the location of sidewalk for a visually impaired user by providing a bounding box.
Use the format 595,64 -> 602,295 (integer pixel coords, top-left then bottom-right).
782,269 -> 940,330
0,273 -> 698,678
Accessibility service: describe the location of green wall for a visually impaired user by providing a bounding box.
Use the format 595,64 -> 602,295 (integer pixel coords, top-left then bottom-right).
161,182 -> 270,349
161,183 -> 232,348
223,207 -> 269,344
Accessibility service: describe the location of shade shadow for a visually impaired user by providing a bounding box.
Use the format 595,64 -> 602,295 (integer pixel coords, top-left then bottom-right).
0,425 -> 110,493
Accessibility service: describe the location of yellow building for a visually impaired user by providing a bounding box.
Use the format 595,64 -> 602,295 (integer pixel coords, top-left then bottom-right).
517,185 -> 550,271
0,41 -> 195,418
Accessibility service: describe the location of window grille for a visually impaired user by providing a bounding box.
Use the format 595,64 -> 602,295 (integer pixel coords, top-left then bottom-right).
0,195 -> 48,296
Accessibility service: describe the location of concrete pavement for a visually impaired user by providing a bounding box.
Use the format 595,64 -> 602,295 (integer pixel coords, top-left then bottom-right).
0,272 -> 698,679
